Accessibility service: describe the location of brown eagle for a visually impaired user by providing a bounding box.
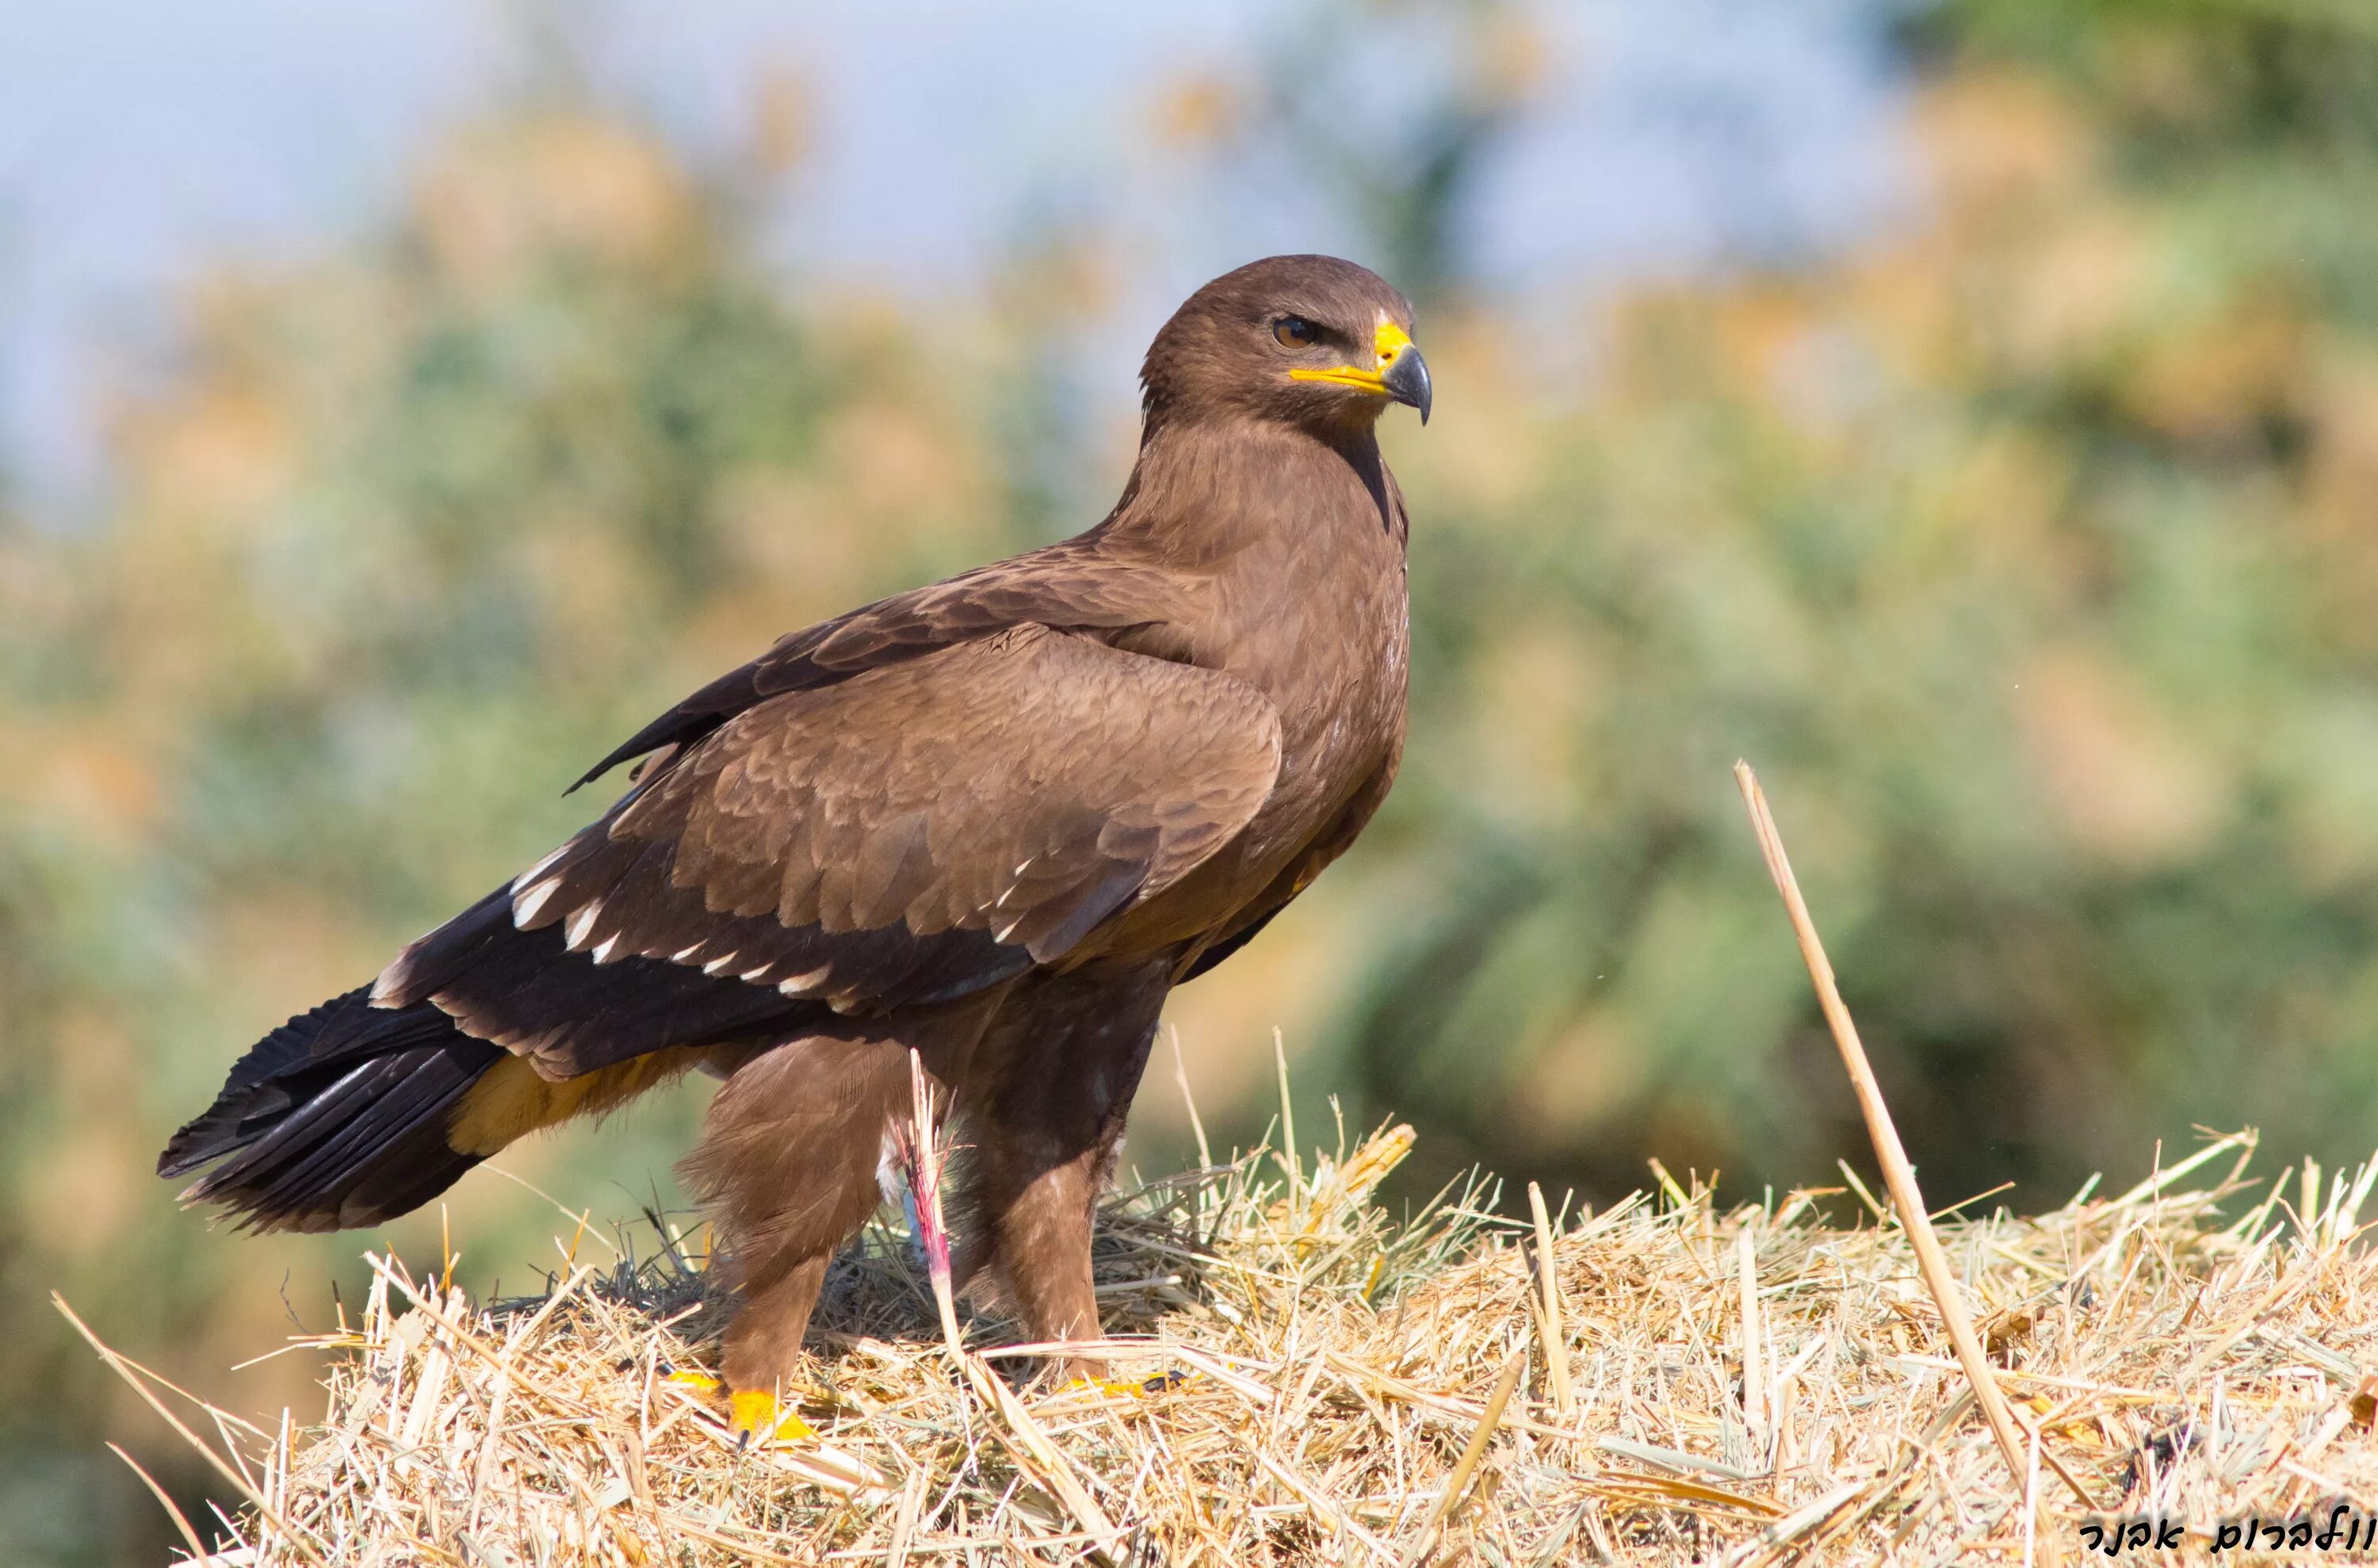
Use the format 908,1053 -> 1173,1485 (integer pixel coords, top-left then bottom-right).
161,254 -> 1428,1428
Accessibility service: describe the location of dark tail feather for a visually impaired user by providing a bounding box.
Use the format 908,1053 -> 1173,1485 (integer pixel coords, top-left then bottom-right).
160,987 -> 506,1233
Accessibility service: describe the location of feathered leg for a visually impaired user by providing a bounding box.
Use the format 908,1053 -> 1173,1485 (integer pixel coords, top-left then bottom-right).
954,958 -> 1169,1381
679,1003 -> 993,1437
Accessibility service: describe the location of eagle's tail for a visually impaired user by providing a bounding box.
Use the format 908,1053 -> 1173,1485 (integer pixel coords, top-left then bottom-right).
159,987 -> 506,1233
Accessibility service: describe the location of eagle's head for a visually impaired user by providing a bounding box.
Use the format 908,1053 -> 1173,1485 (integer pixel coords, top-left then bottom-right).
1141,254 -> 1431,436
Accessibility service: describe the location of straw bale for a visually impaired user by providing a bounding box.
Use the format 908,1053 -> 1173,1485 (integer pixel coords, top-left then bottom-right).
97,1122 -> 2378,1565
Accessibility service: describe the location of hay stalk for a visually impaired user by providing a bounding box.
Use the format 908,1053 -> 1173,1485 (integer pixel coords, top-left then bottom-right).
1735,760 -> 2040,1495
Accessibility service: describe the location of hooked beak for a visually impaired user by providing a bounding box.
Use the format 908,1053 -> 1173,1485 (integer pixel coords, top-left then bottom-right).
1382,335 -> 1432,424
1289,319 -> 1433,425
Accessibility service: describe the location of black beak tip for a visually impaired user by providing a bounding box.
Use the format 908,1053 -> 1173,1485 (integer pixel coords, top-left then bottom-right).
1386,348 -> 1433,426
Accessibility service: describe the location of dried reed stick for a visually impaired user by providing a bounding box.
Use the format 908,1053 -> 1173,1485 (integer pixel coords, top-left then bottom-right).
1732,761 -> 2032,1490
105,1441 -> 212,1566
1737,1223 -> 1766,1439
1527,1181 -> 1574,1415
902,1049 -> 964,1355
55,1294 -> 328,1565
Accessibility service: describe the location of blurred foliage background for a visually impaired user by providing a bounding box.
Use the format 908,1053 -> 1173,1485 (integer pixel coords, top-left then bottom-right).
7,0 -> 2378,1559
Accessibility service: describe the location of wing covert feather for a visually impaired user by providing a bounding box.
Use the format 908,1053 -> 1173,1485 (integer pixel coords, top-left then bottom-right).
572,547 -> 1180,788
377,626 -> 1279,1077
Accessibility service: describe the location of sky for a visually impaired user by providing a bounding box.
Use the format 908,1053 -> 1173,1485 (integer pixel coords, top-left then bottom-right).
0,0 -> 1911,504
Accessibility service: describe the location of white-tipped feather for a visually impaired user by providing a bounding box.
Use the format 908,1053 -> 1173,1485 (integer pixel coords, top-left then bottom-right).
564,899 -> 605,950
368,959 -> 410,1008
778,964 -> 832,996
512,878 -> 564,928
702,950 -> 741,976
671,943 -> 703,962
589,934 -> 622,965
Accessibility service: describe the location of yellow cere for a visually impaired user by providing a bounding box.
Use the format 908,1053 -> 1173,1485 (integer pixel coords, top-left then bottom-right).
1288,313 -> 1416,395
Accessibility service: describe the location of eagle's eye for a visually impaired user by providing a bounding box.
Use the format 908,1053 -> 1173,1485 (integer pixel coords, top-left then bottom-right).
1272,316 -> 1320,349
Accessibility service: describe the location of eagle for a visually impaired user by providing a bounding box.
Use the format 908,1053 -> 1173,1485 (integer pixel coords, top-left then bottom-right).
161,254 -> 1430,1433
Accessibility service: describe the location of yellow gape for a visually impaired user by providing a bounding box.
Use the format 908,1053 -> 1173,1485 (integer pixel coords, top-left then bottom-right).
1288,317 -> 1422,399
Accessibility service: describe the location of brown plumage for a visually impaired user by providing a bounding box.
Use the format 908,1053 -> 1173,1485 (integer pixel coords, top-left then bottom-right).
161,254 -> 1429,1402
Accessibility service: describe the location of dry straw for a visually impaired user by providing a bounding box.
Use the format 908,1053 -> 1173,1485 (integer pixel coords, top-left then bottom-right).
78,1107 -> 2378,1565
70,771 -> 2378,1564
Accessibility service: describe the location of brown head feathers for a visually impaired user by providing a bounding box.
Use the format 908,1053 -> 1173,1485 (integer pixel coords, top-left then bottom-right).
1140,255 -> 1425,436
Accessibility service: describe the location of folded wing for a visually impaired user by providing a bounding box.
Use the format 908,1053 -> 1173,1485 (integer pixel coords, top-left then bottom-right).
376,625 -> 1281,1079
572,545 -> 1180,789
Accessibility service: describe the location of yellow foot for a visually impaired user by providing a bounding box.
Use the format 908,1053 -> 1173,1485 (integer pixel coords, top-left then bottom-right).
1059,1368 -> 1195,1401
659,1368 -> 814,1448
727,1389 -> 816,1448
